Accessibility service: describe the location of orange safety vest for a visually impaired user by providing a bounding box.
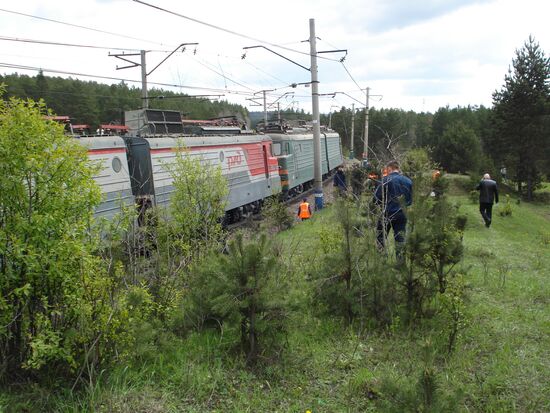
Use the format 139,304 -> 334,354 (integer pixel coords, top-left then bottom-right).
299,202 -> 311,219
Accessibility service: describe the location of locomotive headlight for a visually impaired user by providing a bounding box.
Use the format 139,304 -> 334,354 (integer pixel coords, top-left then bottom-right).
112,156 -> 122,173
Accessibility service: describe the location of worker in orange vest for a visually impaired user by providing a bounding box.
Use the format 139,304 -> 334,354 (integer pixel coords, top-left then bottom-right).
297,198 -> 312,221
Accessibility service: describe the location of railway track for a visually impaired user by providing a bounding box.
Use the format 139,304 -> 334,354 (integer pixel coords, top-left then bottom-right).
225,176 -> 336,232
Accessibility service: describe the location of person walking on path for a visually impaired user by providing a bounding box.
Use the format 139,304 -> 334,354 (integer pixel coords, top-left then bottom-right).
477,173 -> 499,227
374,160 -> 413,260
297,198 -> 312,221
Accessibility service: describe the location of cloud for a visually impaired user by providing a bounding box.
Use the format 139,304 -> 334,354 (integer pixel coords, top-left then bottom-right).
320,0 -> 495,35
1,0 -> 549,115
366,0 -> 495,32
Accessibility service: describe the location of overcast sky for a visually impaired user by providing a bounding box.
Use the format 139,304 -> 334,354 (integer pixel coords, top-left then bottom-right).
1,0 -> 549,115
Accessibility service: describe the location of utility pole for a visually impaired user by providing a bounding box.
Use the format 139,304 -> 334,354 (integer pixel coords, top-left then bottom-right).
277,102 -> 281,125
363,86 -> 370,164
350,103 -> 355,159
141,50 -> 148,108
109,42 -> 198,110
309,18 -> 323,210
242,25 -> 346,210
251,89 -> 274,131
263,90 -> 268,129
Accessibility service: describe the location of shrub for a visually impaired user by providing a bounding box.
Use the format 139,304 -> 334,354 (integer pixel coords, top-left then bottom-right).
261,197 -> 294,232
168,142 -> 228,258
0,96 -> 117,381
498,194 -> 513,217
376,340 -> 462,412
438,274 -> 469,354
469,190 -> 479,204
313,197 -> 399,327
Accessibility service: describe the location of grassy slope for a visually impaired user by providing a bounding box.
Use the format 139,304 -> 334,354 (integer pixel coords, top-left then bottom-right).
1,183 -> 549,412
452,195 -> 550,412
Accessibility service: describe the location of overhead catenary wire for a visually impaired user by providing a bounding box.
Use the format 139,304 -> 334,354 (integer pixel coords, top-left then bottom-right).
316,35 -> 366,96
185,49 -> 291,89
0,62 -> 260,97
0,7 -> 170,47
0,6 -> 375,116
0,60 -> 315,104
0,32 -> 297,102
131,0 -> 340,62
241,59 -> 290,86
340,61 -> 365,95
0,35 -> 170,52
188,54 -> 256,91
0,61 -> 363,115
217,55 -> 228,89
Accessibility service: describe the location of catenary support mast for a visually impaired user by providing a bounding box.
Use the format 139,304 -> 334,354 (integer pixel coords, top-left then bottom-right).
363,86 -> 370,163
310,18 -> 323,210
350,103 -> 355,159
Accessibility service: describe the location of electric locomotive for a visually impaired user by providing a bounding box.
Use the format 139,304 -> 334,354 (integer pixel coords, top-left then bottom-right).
269,126 -> 344,198
79,109 -> 280,223
76,109 -> 343,222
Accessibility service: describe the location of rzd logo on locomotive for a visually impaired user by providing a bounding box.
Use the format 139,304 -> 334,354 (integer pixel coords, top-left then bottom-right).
227,151 -> 243,170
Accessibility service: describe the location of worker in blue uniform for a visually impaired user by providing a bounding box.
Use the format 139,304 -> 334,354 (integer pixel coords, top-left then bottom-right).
373,160 -> 413,261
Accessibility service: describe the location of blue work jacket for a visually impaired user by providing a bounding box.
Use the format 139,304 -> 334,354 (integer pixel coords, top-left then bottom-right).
374,172 -> 413,216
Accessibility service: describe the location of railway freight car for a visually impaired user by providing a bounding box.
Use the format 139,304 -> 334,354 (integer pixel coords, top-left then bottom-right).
269,130 -> 343,198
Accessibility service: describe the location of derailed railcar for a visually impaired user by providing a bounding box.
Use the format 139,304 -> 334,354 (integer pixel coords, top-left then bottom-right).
269,131 -> 343,197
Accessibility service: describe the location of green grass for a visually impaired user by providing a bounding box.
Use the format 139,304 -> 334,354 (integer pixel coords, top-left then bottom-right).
449,193 -> 550,412
1,189 -> 549,412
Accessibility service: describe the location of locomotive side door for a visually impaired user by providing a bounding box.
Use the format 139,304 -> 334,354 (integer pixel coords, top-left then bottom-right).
124,136 -> 155,224
262,143 -> 270,188
323,133 -> 331,173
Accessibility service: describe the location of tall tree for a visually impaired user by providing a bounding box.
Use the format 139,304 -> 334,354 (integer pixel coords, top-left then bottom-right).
435,121 -> 482,173
492,36 -> 550,199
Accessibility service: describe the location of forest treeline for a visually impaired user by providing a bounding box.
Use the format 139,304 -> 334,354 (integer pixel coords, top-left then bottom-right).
0,71 -> 250,127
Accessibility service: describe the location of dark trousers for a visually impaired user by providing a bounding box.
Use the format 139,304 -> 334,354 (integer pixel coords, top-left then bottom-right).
377,210 -> 407,259
479,202 -> 493,227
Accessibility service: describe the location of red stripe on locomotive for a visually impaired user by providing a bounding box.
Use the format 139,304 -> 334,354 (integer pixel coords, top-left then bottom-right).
87,148 -> 126,155
150,142 -> 278,177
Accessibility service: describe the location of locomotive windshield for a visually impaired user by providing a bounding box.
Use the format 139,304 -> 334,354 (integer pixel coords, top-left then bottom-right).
272,142 -> 282,156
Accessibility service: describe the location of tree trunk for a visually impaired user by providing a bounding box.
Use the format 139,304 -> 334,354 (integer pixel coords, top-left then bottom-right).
526,169 -> 534,201
247,303 -> 257,364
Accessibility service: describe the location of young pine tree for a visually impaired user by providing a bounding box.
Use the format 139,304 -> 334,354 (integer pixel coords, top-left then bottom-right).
183,232 -> 288,364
